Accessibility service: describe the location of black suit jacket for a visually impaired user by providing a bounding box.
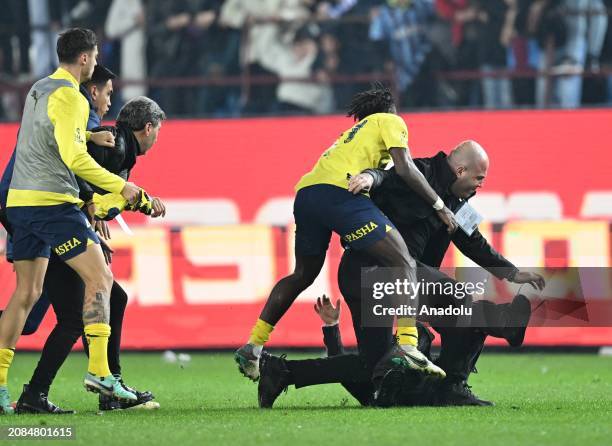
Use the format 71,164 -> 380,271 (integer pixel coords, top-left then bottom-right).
77,122 -> 141,202
364,151 -> 517,280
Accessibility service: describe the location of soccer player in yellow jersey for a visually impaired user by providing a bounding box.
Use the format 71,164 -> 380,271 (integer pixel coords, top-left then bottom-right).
0,28 -> 143,414
236,84 -> 458,388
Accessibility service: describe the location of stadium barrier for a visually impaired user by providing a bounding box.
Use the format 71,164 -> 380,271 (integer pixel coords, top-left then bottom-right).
0,109 -> 610,348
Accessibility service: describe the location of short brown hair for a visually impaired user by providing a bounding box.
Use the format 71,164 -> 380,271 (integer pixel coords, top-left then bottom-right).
56,28 -> 97,64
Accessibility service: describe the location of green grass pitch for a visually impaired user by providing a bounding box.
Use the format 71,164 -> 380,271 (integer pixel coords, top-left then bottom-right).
3,352 -> 612,445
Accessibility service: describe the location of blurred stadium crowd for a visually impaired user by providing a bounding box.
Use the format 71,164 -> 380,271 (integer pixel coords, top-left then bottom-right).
1,0 -> 612,119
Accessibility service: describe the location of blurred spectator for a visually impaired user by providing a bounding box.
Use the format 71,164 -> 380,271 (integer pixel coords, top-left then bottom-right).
27,1 -> 111,78
220,0 -> 311,114
105,0 -> 147,103
531,0 -> 608,108
147,0 -> 224,116
195,0 -> 241,116
559,0 -> 608,72
319,31 -> 341,89
436,0 -> 482,106
526,0 -> 565,107
369,0 -> 436,107
0,1 -> 30,76
273,25 -> 335,114
476,0 -> 517,109
61,0 -> 111,29
436,0 -> 467,47
511,0 -> 540,106
28,0 -> 59,78
556,0 -> 608,107
0,1 -> 29,120
318,0 -> 383,109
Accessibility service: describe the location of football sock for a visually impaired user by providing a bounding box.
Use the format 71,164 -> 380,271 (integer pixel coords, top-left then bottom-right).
84,323 -> 111,377
397,318 -> 418,347
248,319 -> 274,346
0,348 -> 15,386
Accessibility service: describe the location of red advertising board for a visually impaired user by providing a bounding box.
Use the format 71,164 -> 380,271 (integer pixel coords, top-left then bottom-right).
0,109 -> 611,348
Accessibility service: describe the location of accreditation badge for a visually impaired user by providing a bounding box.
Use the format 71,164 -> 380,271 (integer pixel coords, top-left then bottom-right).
454,201 -> 483,236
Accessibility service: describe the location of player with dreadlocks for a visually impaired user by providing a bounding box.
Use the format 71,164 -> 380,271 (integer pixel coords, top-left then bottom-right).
236,83 -> 458,399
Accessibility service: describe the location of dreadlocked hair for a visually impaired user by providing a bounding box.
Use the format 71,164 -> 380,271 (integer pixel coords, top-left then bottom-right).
346,82 -> 395,122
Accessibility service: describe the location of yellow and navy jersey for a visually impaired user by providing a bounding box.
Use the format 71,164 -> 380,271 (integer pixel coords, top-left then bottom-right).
295,113 -> 409,192
7,67 -> 125,208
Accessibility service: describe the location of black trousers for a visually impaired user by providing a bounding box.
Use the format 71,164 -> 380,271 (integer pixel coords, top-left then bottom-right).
27,254 -> 128,395
285,251 -> 394,395
285,251 -> 500,401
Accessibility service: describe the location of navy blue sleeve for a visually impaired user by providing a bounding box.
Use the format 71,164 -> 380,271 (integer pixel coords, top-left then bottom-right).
80,84 -> 101,131
87,109 -> 101,130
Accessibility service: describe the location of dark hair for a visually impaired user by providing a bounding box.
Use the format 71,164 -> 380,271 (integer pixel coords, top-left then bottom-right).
83,64 -> 116,88
56,28 -> 97,64
117,96 -> 166,130
346,82 -> 395,121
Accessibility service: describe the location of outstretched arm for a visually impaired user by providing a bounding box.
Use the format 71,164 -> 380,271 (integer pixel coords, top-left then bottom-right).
315,295 -> 344,356
453,228 -> 545,290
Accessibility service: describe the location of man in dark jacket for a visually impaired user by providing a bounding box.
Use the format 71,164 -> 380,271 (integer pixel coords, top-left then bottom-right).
257,140 -> 544,408
13,97 -> 167,414
80,64 -> 116,129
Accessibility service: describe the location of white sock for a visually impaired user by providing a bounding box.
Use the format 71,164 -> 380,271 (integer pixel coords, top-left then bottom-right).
400,344 -> 418,353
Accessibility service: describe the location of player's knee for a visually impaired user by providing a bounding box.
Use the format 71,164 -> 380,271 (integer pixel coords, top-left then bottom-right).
83,267 -> 113,295
14,284 -> 44,308
292,268 -> 318,288
31,285 -> 44,303
100,267 -> 114,291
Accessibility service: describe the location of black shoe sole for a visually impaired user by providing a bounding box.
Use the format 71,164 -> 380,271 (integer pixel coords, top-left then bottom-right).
436,398 -> 494,407
434,389 -> 494,407
84,383 -> 113,397
100,394 -> 155,411
84,383 -> 136,403
16,403 -> 75,415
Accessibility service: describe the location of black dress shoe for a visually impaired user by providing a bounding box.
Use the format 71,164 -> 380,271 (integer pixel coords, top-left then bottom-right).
435,379 -> 494,407
257,353 -> 291,409
16,385 -> 75,414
